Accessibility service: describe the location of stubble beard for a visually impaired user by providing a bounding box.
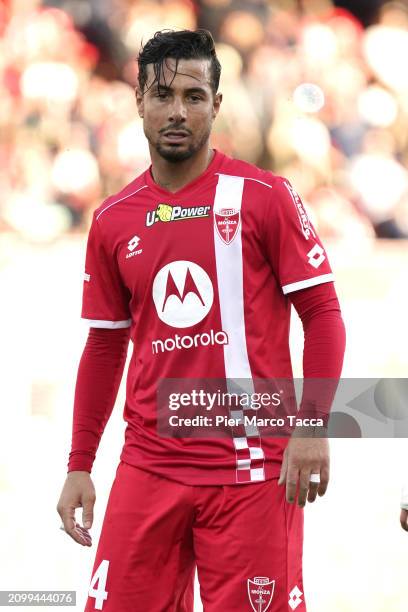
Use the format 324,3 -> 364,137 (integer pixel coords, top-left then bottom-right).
153,126 -> 212,163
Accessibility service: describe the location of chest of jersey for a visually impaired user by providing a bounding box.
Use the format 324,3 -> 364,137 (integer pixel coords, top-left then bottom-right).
110,181 -> 266,318
119,198 -> 215,295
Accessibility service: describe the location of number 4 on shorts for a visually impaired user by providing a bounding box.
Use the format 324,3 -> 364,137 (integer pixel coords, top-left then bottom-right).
88,560 -> 109,610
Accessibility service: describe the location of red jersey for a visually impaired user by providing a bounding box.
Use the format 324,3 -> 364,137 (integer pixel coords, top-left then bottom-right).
81,150 -> 334,485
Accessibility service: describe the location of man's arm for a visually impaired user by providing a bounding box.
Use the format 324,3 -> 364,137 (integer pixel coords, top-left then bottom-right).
68,326 -> 130,471
278,281 -> 346,506
57,327 -> 130,546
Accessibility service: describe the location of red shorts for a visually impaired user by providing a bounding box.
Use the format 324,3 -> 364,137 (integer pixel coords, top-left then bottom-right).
85,462 -> 305,612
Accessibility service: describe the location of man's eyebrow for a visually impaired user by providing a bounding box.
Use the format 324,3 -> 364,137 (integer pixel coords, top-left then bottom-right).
184,86 -> 208,94
150,83 -> 171,92
150,84 -> 208,94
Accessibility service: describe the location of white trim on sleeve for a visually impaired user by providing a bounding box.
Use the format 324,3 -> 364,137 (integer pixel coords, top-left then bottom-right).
282,273 -> 335,295
82,319 -> 132,329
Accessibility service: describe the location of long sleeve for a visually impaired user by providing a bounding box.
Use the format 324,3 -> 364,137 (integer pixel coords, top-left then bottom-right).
67,326 -> 130,473
289,281 -> 346,423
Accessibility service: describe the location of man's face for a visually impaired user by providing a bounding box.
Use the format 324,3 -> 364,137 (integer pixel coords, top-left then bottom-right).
136,58 -> 222,162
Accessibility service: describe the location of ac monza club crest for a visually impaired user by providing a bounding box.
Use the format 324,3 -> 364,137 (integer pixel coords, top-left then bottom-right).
247,576 -> 275,612
214,207 -> 240,244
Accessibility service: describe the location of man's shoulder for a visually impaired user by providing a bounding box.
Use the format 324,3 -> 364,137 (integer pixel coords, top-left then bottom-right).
94,172 -> 148,223
218,153 -> 281,191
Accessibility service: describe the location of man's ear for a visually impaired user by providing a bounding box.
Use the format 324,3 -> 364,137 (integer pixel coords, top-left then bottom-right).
135,86 -> 144,118
213,92 -> 222,119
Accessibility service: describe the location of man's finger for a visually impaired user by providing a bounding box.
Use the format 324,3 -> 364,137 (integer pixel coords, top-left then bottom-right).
67,523 -> 92,547
58,505 -> 76,534
278,450 -> 288,486
82,496 -> 95,529
75,522 -> 92,545
400,509 -> 408,532
317,465 -> 330,497
286,467 -> 299,503
60,506 -> 91,546
307,479 -> 320,503
298,470 -> 310,507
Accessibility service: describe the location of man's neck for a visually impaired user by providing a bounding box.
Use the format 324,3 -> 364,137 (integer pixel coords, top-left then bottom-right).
149,146 -> 214,193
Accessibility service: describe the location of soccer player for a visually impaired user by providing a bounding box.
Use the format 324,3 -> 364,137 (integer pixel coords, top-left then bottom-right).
57,29 -> 346,611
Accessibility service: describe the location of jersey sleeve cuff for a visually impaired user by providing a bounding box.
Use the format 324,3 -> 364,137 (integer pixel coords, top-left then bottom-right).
282,273 -> 335,295
67,454 -> 94,473
82,318 -> 132,329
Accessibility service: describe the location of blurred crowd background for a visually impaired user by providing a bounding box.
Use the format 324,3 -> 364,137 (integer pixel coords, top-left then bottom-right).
1,3 -> 408,611
1,0 -> 408,240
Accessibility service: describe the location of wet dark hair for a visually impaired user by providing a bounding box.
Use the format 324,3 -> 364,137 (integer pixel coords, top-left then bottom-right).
138,29 -> 221,95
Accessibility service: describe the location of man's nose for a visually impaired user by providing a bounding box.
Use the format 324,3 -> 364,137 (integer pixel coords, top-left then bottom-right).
168,97 -> 187,122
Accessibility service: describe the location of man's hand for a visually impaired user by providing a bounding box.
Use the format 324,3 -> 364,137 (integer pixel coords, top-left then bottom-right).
400,509 -> 408,532
278,432 -> 330,507
57,471 -> 95,546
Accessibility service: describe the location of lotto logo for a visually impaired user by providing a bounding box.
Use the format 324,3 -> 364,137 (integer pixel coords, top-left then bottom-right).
307,244 -> 325,269
288,585 -> 303,610
126,235 -> 143,259
127,235 -> 140,251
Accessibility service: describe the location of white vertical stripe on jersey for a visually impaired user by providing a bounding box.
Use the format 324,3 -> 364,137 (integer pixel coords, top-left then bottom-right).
213,175 -> 250,378
213,174 -> 265,483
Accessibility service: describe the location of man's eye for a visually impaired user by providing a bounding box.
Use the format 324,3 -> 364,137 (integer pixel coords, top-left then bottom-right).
156,92 -> 168,99
189,95 -> 202,102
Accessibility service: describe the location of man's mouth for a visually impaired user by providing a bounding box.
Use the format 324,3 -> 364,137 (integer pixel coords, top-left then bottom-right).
162,130 -> 190,143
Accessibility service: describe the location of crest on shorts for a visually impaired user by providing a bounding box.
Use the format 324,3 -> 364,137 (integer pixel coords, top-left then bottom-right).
247,576 -> 275,612
214,208 -> 240,244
